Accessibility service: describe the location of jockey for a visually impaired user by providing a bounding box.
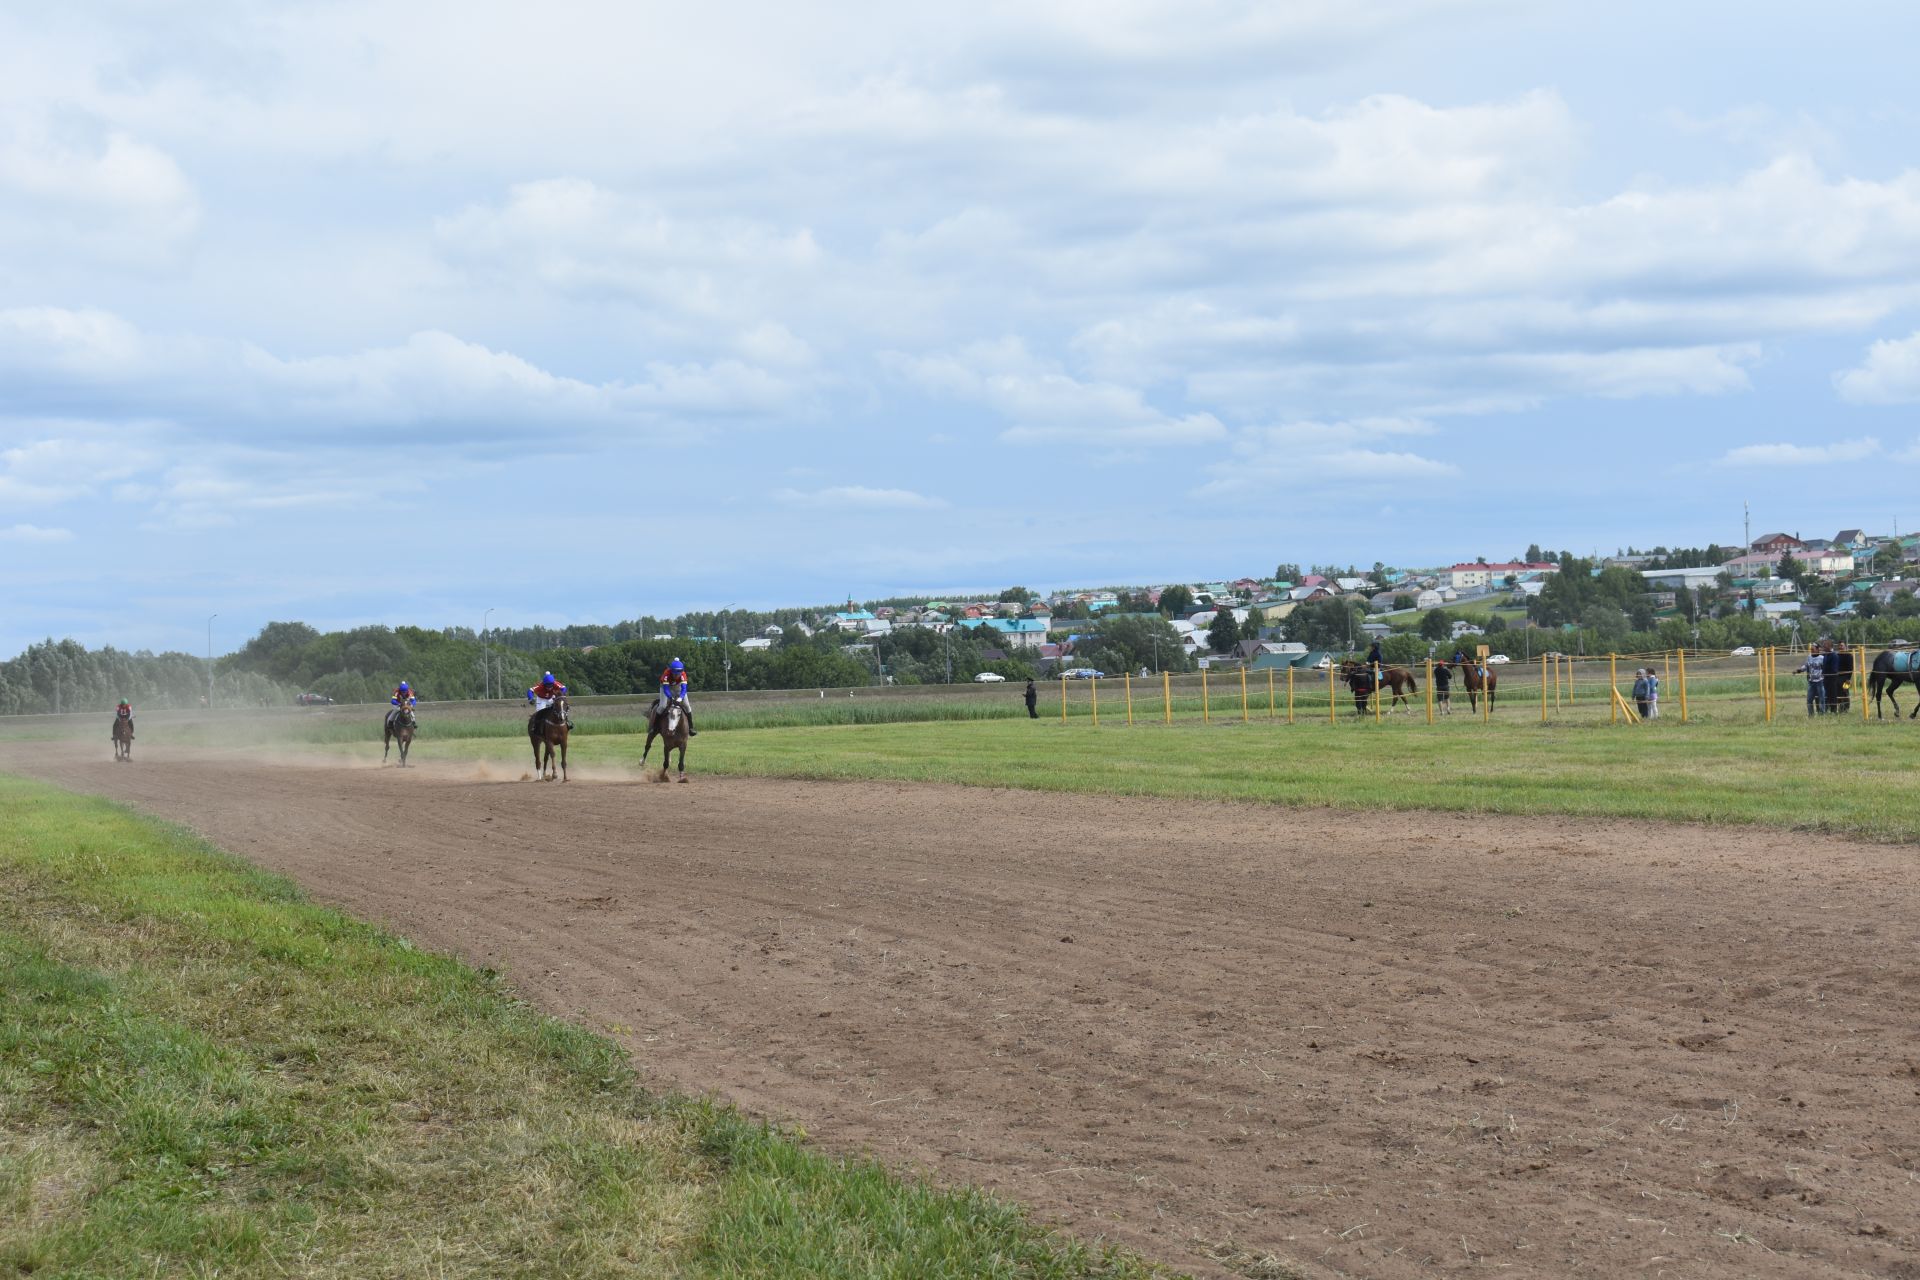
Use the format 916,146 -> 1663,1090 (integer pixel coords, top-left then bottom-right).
390,681 -> 416,709
1365,637 -> 1384,670
656,657 -> 697,735
527,672 -> 573,728
115,699 -> 134,731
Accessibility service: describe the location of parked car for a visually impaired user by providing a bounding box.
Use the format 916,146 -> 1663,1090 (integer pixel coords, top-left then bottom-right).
973,672 -> 1007,682
295,692 -> 334,706
1730,645 -> 1756,657
1487,654 -> 1510,664
1063,667 -> 1105,679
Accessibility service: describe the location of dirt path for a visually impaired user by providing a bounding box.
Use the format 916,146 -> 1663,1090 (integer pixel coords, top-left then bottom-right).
6,743 -> 1917,1278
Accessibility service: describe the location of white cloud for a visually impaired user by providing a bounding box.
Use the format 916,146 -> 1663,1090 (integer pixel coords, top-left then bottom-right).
773,485 -> 947,509
1194,417 -> 1457,497
0,122 -> 199,263
1836,331 -> 1920,404
1719,437 -> 1881,467
886,339 -> 1226,446
0,523 -> 73,543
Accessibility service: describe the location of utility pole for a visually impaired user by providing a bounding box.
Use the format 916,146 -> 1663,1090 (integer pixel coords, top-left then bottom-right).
1744,500 -> 1751,552
206,614 -> 218,710
483,607 -> 495,701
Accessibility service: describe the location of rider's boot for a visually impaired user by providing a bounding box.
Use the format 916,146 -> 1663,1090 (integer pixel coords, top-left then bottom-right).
686,704 -> 698,735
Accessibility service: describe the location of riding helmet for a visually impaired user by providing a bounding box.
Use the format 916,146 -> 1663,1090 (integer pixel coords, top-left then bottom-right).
543,671 -> 554,682
670,658 -> 685,671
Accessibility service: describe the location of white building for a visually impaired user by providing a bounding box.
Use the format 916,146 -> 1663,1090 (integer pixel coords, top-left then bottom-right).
1448,561 -> 1558,591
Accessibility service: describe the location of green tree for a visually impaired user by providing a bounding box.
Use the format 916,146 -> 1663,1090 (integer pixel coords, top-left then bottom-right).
1273,563 -> 1302,583
1158,585 -> 1195,617
1206,609 -> 1241,653
997,586 -> 1036,604
1419,609 -> 1454,642
1777,550 -> 1803,583
1393,594 -> 1415,610
1284,598 -> 1365,651
1090,614 -> 1190,673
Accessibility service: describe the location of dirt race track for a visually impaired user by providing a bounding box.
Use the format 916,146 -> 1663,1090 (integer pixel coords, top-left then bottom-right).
5,743 -> 1918,1278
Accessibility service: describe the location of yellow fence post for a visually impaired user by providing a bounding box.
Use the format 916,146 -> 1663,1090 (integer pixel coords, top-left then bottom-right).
1268,669 -> 1276,718
1540,653 -> 1548,724
1372,663 -> 1382,725
1481,657 -> 1491,725
1568,656 -> 1575,705
1163,671 -> 1171,724
1287,668 -> 1295,723
1610,653 -> 1619,726
1125,672 -> 1133,726
1091,676 -> 1099,726
1860,645 -> 1869,722
1202,667 -> 1210,723
1060,676 -> 1067,723
1425,658 -> 1434,724
1240,667 -> 1249,723
1678,650 -> 1689,722
1328,662 -> 1338,723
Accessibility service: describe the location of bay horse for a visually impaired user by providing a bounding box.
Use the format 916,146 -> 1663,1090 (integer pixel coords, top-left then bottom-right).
1458,661 -> 1497,712
641,698 -> 691,783
528,695 -> 570,781
111,715 -> 133,762
1339,661 -> 1419,714
1867,648 -> 1920,719
383,706 -> 417,766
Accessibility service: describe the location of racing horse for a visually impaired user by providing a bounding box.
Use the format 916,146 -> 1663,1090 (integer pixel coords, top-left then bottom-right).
1339,661 -> 1419,714
1867,647 -> 1920,719
1457,660 -> 1498,712
641,698 -> 691,783
383,705 -> 417,766
111,715 -> 133,762
528,694 -> 570,781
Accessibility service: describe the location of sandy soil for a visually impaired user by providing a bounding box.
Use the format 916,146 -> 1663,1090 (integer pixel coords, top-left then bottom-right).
5,742 -> 1917,1278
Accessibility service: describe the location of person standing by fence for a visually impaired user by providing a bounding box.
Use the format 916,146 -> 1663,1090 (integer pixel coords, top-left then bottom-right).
1433,660 -> 1452,714
1024,679 -> 1038,719
1646,665 -> 1659,719
1824,638 -> 1853,714
1794,645 -> 1828,716
1632,668 -> 1653,721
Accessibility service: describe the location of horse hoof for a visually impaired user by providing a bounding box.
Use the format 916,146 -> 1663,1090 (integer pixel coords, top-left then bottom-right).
677,775 -> 689,784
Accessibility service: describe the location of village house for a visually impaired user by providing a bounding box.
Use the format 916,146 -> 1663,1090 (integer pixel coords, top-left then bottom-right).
1750,532 -> 1803,554
1447,561 -> 1557,591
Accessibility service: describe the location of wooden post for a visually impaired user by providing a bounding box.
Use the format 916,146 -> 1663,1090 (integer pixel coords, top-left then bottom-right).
1092,675 -> 1099,726
1372,662 -> 1382,725
1859,645 -> 1869,722
1287,668 -> 1295,723
1163,671 -> 1171,725
1125,672 -> 1133,725
1610,653 -> 1619,726
1268,669 -> 1276,718
1060,676 -> 1067,723
1240,666 -> 1249,723
1202,667 -> 1210,723
1328,661 -> 1336,724
1678,650 -> 1689,722
1540,652 -> 1548,723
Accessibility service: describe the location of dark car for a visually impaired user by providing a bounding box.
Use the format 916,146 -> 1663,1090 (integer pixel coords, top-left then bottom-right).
295,692 -> 334,706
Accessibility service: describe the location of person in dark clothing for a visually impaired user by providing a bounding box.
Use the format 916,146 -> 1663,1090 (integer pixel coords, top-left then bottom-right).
1365,638 -> 1384,669
1024,679 -> 1038,718
1432,660 -> 1452,714
1824,640 -> 1853,714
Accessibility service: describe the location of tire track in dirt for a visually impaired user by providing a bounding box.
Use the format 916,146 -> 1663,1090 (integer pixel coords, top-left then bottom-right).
7,743 -> 1918,1278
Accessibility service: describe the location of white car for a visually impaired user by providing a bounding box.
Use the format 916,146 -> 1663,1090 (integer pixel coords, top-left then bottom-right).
1730,646 -> 1756,657
973,671 -> 1007,682
1486,654 -> 1510,664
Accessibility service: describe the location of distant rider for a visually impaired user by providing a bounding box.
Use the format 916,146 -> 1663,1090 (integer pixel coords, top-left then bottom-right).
390,681 -> 416,709
655,657 -> 697,736
114,699 -> 134,737
527,671 -> 574,729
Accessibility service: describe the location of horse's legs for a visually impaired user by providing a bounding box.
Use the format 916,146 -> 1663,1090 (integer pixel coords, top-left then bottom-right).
641,725 -> 657,764
558,734 -> 568,782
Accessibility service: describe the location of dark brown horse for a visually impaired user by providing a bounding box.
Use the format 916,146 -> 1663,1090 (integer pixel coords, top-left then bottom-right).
1457,661 -> 1497,712
383,706 -> 416,766
111,715 -> 133,762
1867,648 -> 1920,719
1340,661 -> 1419,714
529,695 -> 570,781
641,698 -> 691,783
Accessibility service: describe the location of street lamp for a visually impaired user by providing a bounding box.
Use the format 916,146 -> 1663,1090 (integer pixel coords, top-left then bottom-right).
483,607 -> 495,701
723,657 -> 732,693
206,613 -> 218,710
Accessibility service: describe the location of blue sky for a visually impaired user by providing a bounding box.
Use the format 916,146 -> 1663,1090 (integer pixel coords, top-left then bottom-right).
6,1 -> 1920,656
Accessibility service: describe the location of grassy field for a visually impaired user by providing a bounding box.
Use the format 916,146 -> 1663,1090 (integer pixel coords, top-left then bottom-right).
0,776 -> 1169,1279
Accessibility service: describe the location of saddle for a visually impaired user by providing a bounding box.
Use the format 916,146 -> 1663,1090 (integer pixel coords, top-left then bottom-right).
1887,649 -> 1920,675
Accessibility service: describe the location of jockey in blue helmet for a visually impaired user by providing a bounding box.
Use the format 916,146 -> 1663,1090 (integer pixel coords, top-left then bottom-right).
527,671 -> 573,728
656,657 -> 696,735
390,680 -> 416,709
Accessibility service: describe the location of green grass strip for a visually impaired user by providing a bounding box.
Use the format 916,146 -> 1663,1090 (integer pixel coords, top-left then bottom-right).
0,775 -> 1169,1279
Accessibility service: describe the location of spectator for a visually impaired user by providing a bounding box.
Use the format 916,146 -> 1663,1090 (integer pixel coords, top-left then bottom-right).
1631,668 -> 1652,721
1793,645 -> 1827,716
1824,639 -> 1853,714
1024,679 -> 1038,719
1646,665 -> 1660,719
1433,659 -> 1453,714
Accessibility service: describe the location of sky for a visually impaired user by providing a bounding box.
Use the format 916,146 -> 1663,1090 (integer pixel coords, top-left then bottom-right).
6,1 -> 1920,656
